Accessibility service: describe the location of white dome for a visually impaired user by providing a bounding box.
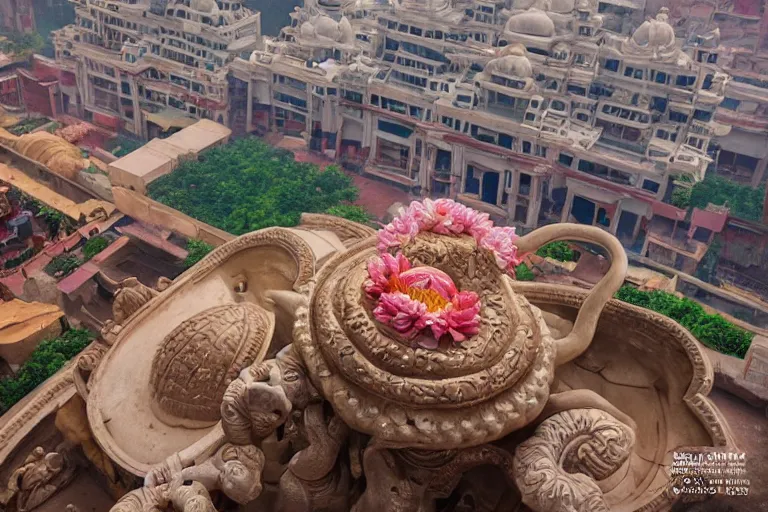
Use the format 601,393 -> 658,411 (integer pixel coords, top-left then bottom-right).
485,45 -> 533,78
300,14 -> 355,44
300,22 -> 316,38
189,0 -> 217,13
505,8 -> 556,38
630,8 -> 675,50
338,16 -> 354,44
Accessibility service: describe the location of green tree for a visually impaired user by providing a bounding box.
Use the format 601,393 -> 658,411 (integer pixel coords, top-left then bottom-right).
184,239 -> 214,268
148,138 -> 361,235
514,263 -> 536,281
536,242 -> 577,262
689,175 -> 765,221
44,254 -> 81,277
325,204 -> 373,225
0,329 -> 93,413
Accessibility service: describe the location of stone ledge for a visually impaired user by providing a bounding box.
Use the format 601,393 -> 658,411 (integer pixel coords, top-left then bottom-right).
704,345 -> 768,413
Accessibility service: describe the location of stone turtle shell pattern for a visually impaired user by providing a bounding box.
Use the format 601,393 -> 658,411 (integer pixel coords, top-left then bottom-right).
149,303 -> 273,424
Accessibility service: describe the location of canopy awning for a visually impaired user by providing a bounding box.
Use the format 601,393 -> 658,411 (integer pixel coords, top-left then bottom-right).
143,109 -> 197,132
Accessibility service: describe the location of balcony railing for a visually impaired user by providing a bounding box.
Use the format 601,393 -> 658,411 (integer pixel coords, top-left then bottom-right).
717,266 -> 768,302
596,136 -> 646,155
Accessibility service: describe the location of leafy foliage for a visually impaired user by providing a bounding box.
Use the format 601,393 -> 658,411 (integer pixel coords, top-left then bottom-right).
148,138 -> 360,235
536,242 -> 577,262
8,117 -> 50,136
0,32 -> 44,58
0,329 -> 93,414
111,136 -> 144,158
514,263 -> 535,281
671,186 -> 692,209
83,236 -> 110,261
615,286 -> 753,358
184,239 -> 214,269
3,247 -> 34,269
689,175 -> 765,221
44,254 -> 81,277
325,204 -> 372,225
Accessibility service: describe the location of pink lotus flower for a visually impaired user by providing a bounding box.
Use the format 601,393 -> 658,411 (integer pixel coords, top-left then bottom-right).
415,291 -> 482,343
373,292 -> 428,339
479,226 -> 522,274
365,256 -> 481,346
397,267 -> 457,301
376,211 -> 420,252
364,252 -> 411,298
377,199 -> 494,252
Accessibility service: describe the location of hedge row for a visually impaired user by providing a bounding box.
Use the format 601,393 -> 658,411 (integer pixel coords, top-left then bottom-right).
536,241 -> 578,262
0,329 -> 93,414
615,286 -> 753,358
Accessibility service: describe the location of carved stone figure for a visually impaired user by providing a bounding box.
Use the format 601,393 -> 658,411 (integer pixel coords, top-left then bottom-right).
0,447 -> 75,512
294,221 -> 627,450
111,479 -> 216,512
150,302 -> 275,428
276,403 -> 351,512
111,277 -> 170,325
145,444 -> 265,505
221,345 -> 314,445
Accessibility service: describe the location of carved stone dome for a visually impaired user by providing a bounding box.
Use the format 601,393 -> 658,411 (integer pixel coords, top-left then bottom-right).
485,45 -> 533,78
149,303 -> 274,428
630,8 -> 675,51
189,0 -> 217,13
504,8 -> 556,38
295,233 -> 556,449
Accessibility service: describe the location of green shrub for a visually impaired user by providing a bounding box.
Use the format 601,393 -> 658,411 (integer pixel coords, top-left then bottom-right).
536,242 -> 577,262
689,175 -> 765,222
615,286 -> 753,358
111,136 -> 144,158
184,239 -> 214,268
671,187 -> 692,209
83,237 -> 110,261
325,204 -> 372,224
148,138 -> 359,235
515,263 -> 536,281
44,254 -> 81,277
3,247 -> 34,269
0,31 -> 44,58
0,329 -> 93,414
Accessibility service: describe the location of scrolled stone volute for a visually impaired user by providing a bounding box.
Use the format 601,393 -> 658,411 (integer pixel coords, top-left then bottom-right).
150,303 -> 275,428
512,409 -> 636,512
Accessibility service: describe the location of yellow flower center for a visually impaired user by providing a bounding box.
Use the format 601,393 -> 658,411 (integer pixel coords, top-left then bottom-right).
387,276 -> 449,313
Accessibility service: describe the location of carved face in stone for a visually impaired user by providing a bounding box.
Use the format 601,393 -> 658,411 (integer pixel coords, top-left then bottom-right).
217,444 -> 265,504
564,423 -> 634,481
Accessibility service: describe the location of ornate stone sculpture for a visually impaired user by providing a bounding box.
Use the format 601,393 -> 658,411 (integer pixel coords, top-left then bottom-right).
0,447 -> 75,512
149,303 -> 275,428
96,200 -> 734,512
513,408 -> 636,512
111,277 -> 163,324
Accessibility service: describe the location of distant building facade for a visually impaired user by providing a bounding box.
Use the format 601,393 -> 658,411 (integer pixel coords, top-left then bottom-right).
44,0 -> 768,285
228,1 -> 728,254
46,0 -> 262,137
0,0 -> 37,33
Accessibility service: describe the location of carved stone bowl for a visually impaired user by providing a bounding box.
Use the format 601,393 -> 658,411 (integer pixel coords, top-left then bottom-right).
88,229 -> 316,476
295,232 -> 558,450
515,282 -> 737,511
